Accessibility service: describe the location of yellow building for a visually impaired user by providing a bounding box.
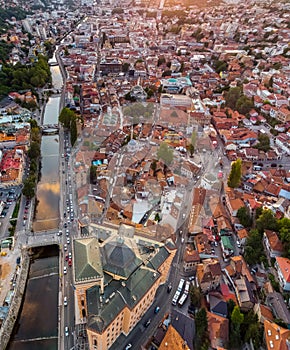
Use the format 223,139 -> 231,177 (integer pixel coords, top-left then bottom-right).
73,224 -> 176,350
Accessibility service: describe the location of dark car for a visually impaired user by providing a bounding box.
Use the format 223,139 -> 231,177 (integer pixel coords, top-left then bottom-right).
271,163 -> 277,167
167,283 -> 172,293
154,306 -> 160,314
144,319 -> 151,327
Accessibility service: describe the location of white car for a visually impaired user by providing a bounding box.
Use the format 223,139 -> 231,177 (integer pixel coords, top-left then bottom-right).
66,229 -> 69,236
64,296 -> 67,306
64,266 -> 67,275
65,326 -> 69,336
68,252 -> 72,259
67,237 -> 70,244
64,244 -> 67,251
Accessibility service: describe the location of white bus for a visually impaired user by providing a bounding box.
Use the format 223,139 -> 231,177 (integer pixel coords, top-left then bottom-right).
177,278 -> 185,292
178,293 -> 188,307
184,281 -> 190,294
172,290 -> 181,306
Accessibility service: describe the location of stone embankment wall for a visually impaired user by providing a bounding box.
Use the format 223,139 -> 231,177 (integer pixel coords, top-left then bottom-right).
0,249 -> 30,350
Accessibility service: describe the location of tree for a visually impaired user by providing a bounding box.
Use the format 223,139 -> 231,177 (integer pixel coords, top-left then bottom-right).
237,206 -> 252,228
225,87 -> 242,109
255,134 -> 270,152
227,158 -> 242,188
256,209 -> 278,234
244,229 -> 265,265
195,308 -> 209,350
187,143 -> 195,157
236,95 -> 254,115
22,178 -> 35,198
157,142 -> 173,166
189,286 -> 201,307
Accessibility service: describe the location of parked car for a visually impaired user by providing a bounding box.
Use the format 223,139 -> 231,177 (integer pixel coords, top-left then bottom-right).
64,266 -> 67,275
64,296 -> 67,306
65,326 -> 69,336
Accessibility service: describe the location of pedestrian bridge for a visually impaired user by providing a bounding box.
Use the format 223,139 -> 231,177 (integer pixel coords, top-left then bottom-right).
25,230 -> 60,248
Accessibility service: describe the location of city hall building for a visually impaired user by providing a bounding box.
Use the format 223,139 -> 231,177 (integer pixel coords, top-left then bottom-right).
73,224 -> 176,349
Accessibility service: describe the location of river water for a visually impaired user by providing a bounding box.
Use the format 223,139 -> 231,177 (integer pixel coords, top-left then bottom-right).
8,246 -> 59,350
33,64 -> 63,232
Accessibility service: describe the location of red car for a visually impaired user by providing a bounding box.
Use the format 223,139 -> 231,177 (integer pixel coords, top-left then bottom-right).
65,254 -> 69,261
68,258 -> 72,267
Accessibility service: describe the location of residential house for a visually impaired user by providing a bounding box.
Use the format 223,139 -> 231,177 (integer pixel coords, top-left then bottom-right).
207,312 -> 229,350
275,257 -> 290,291
196,259 -> 222,293
225,197 -> 244,217
264,319 -> 290,350
263,230 -> 283,258
183,248 -> 200,272
253,303 -> 274,324
234,276 -> 256,311
266,292 -> 290,328
208,292 -> 228,318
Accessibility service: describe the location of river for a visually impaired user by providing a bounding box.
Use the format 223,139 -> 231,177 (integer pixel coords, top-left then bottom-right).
33,63 -> 63,232
7,245 -> 59,350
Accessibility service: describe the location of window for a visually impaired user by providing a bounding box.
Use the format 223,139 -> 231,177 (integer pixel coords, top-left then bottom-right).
94,339 -> 97,346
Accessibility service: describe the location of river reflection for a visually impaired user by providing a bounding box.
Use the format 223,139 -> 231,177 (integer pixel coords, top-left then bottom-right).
33,135 -> 60,232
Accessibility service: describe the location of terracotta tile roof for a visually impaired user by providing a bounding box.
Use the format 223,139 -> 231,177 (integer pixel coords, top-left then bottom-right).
276,257 -> 290,283
207,311 -> 229,350
159,324 -> 190,350
264,319 -> 290,350
264,230 -> 283,253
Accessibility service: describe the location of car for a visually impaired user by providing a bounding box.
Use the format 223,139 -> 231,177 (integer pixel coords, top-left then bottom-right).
67,237 -> 70,244
68,252 -> 72,259
64,244 -> 67,251
57,230 -> 62,236
64,223 -> 67,228
65,254 -> 69,261
64,296 -> 67,306
68,259 -> 72,267
214,241 -> 218,247
64,213 -> 66,218
154,306 -> 160,314
125,344 -> 132,350
23,220 -> 26,226
167,283 -> 172,293
65,326 -> 69,336
66,229 -> 69,236
271,163 -> 277,167
144,319 -> 151,327
64,266 -> 67,275
237,241 -> 241,248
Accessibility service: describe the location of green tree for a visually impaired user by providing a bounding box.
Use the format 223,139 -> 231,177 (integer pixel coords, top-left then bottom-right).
187,143 -> 195,157
256,209 -> 278,234
255,134 -> 270,152
22,178 -> 35,198
157,142 -> 173,166
236,95 -> 254,115
244,229 -> 265,265
225,87 -> 242,110
195,308 -> 209,350
189,285 -> 201,307
227,158 -> 242,188
28,141 -> 40,159
237,206 -> 252,228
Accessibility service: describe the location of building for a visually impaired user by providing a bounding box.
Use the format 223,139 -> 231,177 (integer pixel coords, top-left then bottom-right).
73,224 -> 175,350
160,94 -> 193,109
264,319 -> 290,350
275,257 -> 290,291
263,230 -> 283,258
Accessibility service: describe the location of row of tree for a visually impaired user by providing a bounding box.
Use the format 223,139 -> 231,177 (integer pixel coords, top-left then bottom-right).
58,107 -> 78,146
22,119 -> 41,199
